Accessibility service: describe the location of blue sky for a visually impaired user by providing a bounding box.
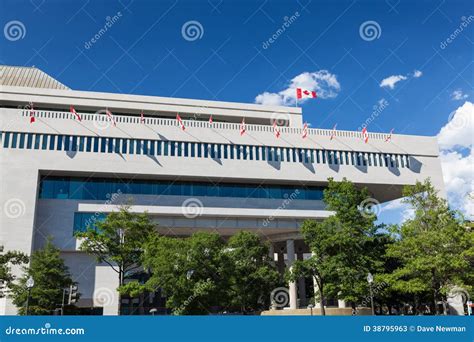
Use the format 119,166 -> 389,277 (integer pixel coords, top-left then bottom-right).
1,0 -> 473,223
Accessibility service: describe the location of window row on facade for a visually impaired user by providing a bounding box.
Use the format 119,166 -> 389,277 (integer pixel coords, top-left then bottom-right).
2,131 -> 411,168
39,176 -> 324,201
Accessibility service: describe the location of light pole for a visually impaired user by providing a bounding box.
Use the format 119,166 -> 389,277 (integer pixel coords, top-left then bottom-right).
367,272 -> 375,315
25,276 -> 34,315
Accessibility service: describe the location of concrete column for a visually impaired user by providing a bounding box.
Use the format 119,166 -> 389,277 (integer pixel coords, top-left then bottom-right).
268,243 -> 274,262
286,239 -> 297,310
311,252 -> 321,308
338,299 -> 347,308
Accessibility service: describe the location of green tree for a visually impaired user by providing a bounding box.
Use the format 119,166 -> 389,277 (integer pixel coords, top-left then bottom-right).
76,205 -> 158,315
288,178 -> 384,314
143,232 -> 228,315
226,231 -> 280,313
0,246 -> 28,297
384,179 -> 474,314
10,240 -> 74,315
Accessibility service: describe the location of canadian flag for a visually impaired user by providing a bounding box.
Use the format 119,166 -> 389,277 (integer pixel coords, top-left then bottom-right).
140,110 -> 145,123
240,118 -> 246,136
176,114 -> 185,130
273,121 -> 281,138
296,88 -> 317,100
362,127 -> 369,143
302,122 -> 308,139
106,108 -> 117,126
385,128 -> 394,142
330,124 -> 337,140
29,103 -> 35,123
209,115 -> 213,124
70,106 -> 81,121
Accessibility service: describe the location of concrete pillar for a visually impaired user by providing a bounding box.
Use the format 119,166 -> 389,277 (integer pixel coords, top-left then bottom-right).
338,299 -> 347,308
311,252 -> 321,308
286,239 -> 297,310
268,243 -> 274,262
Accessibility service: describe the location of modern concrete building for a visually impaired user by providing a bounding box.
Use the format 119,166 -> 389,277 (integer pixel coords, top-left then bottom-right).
0,65 -> 445,315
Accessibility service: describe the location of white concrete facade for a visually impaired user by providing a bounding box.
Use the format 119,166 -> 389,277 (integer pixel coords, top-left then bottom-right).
0,72 -> 445,315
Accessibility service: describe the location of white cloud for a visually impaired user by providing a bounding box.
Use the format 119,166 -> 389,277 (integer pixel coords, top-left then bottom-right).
379,75 -> 407,89
439,150 -> 473,218
437,101 -> 474,219
380,69 -> 422,89
255,70 -> 341,106
437,101 -> 473,150
451,89 -> 469,101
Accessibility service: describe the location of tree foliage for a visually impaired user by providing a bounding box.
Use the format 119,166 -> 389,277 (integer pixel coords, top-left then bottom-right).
76,205 -> 158,314
0,246 -> 28,297
10,240 -> 74,315
143,231 -> 279,315
289,178 -> 387,312
383,179 -> 474,312
226,231 -> 280,313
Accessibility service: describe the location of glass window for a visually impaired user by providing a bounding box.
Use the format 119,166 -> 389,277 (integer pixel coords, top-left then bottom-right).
190,143 -> 195,157
39,176 -> 326,202
223,145 -> 228,159
157,141 -> 162,155
92,137 -> 99,152
100,138 -> 107,153
85,137 -> 92,152
32,134 -> 40,150
11,133 -> 18,148
49,135 -> 56,150
78,137 -> 84,152
183,142 -> 189,157
41,135 -> 48,150
3,132 -> 10,148
26,134 -> 33,149
19,133 -> 26,149
71,136 -> 78,151
56,135 -> 64,151
108,138 -> 114,153
64,136 -> 71,151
